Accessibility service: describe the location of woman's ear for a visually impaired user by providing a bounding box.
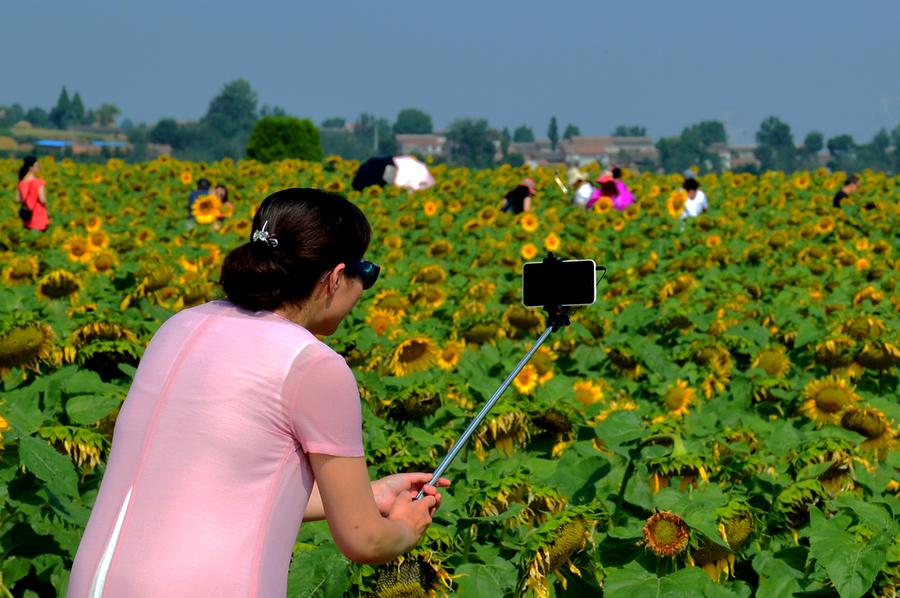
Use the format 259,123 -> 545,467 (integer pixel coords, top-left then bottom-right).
327,263 -> 347,293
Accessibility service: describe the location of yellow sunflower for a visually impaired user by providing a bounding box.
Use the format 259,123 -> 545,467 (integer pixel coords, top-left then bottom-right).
390,337 -> 439,376
90,249 -> 119,275
87,230 -> 110,250
513,363 -> 540,394
366,307 -> 403,335
666,190 -> 687,218
427,239 -> 452,258
592,196 -> 614,214
422,200 -> 439,217
520,212 -> 539,233
437,340 -> 465,370
521,243 -> 539,260
544,233 -> 561,252
612,219 -> 625,232
192,194 -> 222,225
85,215 -> 103,232
664,380 -> 695,417
63,236 -> 93,263
573,380 -> 605,405
801,376 -> 859,427
179,170 -> 193,185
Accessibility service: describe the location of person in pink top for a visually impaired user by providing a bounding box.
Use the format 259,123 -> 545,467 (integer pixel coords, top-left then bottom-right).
611,167 -> 635,211
68,188 -> 449,598
17,156 -> 49,231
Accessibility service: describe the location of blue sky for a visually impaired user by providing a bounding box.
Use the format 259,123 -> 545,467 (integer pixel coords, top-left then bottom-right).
5,0 -> 899,144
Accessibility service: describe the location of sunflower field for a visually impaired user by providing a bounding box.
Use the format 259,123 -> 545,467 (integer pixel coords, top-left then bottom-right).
0,156 -> 898,597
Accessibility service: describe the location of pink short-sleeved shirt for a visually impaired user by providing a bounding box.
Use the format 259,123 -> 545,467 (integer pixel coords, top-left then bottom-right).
68,301 -> 364,598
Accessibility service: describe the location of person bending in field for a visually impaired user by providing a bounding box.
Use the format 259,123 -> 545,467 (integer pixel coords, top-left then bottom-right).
501,177 -> 536,214
69,188 -> 449,597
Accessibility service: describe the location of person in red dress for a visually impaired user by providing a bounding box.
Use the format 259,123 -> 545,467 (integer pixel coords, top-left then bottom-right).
17,156 -> 49,231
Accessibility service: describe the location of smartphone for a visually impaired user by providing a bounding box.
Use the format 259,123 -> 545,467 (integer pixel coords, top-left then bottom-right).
522,259 -> 597,307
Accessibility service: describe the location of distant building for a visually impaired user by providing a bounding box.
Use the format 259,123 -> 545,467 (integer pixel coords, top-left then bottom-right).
396,133 -> 446,158
508,139 -> 565,166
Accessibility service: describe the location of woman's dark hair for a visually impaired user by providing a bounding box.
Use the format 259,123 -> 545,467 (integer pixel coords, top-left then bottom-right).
683,178 -> 700,191
18,156 -> 37,181
611,167 -> 622,180
599,180 -> 619,198
220,188 -> 371,312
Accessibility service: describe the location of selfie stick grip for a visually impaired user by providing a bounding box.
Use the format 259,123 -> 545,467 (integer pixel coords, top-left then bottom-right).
416,324 -> 555,500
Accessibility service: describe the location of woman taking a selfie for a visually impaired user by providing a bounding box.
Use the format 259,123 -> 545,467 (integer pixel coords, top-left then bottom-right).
69,188 -> 447,597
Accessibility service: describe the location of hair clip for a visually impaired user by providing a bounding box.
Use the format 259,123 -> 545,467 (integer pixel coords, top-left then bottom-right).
252,220 -> 278,247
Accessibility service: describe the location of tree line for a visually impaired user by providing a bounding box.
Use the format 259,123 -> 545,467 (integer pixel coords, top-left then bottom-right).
3,80 -> 898,174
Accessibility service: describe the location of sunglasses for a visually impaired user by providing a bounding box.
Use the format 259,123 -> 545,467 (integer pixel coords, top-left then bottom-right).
346,260 -> 381,290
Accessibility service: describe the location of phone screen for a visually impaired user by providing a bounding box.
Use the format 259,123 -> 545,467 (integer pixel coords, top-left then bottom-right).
522,259 -> 597,307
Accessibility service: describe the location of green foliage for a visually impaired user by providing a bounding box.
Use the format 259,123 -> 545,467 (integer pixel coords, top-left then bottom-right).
512,125 -> 534,143
394,108 -> 433,135
754,116 -> 796,172
613,124 -> 648,137
563,123 -> 581,140
245,116 -> 324,163
657,120 -> 727,173
445,118 -> 496,168
548,116 -> 559,151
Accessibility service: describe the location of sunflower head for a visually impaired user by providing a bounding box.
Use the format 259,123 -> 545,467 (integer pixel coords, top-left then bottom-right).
191,194 -> 222,224
2,255 -> 40,286
371,554 -> 449,598
752,346 -> 791,378
855,341 -> 900,371
642,510 -> 689,557
520,511 -> 595,598
802,376 -> 859,427
37,269 -> 80,300
663,380 -> 695,417
390,337 -> 439,377
0,322 -> 57,377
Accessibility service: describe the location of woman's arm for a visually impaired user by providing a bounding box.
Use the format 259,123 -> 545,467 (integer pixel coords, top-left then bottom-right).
304,473 -> 450,522
524,195 -> 533,212
309,453 -> 439,565
38,185 -> 47,205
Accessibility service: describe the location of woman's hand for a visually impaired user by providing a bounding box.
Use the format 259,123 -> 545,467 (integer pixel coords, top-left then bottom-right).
372,473 -> 451,517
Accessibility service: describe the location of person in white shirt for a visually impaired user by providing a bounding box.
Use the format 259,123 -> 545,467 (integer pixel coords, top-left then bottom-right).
680,177 -> 708,219
567,168 -> 593,209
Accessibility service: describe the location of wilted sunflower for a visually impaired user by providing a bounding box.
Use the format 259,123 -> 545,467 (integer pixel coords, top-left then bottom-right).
473,409 -> 531,457
855,340 -> 900,371
40,425 -> 108,472
371,554 -> 452,598
192,194 -> 222,225
390,337 -> 439,376
478,206 -> 499,224
426,239 -> 452,258
801,376 -> 859,427
663,380 -> 695,417
841,407 -> 896,458
467,280 -> 495,302
503,305 -> 546,337
37,269 -> 80,300
642,510 -> 689,557
607,348 -> 642,378
90,249 -> 119,275
411,264 -> 447,285
2,255 -> 39,286
623,203 -> 640,221
0,323 -> 57,377
752,346 -> 791,378
520,514 -> 592,598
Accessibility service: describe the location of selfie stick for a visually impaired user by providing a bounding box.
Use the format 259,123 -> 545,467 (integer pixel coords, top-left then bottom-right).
416,254 -> 574,500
